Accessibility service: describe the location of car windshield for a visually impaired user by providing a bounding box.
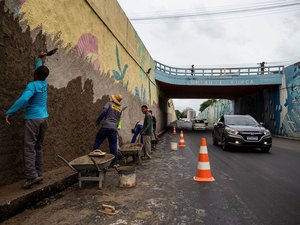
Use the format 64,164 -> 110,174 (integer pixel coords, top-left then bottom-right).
225,116 -> 258,126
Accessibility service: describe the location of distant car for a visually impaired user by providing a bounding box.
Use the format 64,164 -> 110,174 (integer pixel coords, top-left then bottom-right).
202,118 -> 208,126
192,119 -> 207,131
212,115 -> 272,152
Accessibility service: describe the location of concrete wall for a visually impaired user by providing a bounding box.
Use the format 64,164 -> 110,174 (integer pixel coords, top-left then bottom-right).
200,90 -> 281,132
234,88 -> 280,133
0,0 -> 174,186
199,99 -> 234,126
281,62 -> 300,138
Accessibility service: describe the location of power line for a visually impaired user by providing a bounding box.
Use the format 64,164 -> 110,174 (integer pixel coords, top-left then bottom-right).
127,1 -> 300,22
127,0 -> 288,17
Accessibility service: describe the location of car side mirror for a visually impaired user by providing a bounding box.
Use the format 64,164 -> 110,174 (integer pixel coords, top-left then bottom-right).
259,122 -> 264,126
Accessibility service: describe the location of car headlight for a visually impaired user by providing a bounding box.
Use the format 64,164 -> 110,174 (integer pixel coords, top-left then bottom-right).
264,129 -> 271,135
226,127 -> 239,135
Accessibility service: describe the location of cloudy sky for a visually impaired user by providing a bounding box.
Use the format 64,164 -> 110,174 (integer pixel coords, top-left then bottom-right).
117,0 -> 300,111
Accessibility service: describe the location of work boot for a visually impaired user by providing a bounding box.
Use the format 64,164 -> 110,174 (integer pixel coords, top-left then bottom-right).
37,176 -> 43,184
141,155 -> 151,160
112,164 -> 120,169
23,176 -> 43,189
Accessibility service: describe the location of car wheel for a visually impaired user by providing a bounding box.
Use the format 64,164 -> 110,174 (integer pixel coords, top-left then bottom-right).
261,147 -> 270,153
221,136 -> 228,151
212,134 -> 218,146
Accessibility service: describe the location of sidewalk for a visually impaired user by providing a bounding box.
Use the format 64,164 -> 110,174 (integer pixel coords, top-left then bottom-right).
2,132 -> 205,225
0,167 -> 77,222
0,129 -> 168,223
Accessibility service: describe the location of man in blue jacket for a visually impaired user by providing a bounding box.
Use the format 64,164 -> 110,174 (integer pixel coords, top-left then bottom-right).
5,65 -> 49,189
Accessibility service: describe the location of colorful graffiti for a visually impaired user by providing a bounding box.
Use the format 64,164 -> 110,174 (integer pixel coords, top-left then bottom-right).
112,45 -> 128,82
76,33 -> 100,71
282,62 -> 300,137
199,99 -> 234,125
17,0 -> 159,107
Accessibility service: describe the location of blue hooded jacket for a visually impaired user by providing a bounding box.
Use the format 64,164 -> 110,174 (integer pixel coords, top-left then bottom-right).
6,81 -> 48,119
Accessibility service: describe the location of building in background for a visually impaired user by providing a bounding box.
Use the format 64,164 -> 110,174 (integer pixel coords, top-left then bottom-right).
182,107 -> 196,121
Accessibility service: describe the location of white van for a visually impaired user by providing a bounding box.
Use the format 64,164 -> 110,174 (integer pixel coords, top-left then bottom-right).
192,119 -> 207,131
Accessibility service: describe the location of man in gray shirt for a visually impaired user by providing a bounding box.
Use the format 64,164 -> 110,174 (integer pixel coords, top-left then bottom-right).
93,94 -> 123,167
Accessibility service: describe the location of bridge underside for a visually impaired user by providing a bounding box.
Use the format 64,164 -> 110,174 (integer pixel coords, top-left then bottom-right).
156,80 -> 278,99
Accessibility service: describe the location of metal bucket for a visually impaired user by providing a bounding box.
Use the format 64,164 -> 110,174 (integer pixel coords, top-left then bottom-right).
118,166 -> 136,188
170,142 -> 178,151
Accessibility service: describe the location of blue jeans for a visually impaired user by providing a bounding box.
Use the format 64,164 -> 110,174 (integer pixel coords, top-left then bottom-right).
131,124 -> 143,143
93,128 -> 118,165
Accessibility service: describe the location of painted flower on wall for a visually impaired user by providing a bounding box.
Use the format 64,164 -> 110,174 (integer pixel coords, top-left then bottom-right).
112,45 -> 128,82
135,87 -> 139,97
76,33 -> 100,71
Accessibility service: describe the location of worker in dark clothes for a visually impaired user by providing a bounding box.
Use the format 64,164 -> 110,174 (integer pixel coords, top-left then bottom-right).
149,110 -> 159,141
93,94 -> 123,167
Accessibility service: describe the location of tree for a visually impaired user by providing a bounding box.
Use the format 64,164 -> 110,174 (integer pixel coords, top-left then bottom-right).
175,110 -> 182,119
200,99 -> 216,112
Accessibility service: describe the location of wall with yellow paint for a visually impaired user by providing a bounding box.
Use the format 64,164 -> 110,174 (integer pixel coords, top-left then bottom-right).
20,0 -> 158,105
0,0 -> 176,186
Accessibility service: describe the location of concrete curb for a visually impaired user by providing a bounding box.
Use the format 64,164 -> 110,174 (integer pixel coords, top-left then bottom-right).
157,128 -> 168,137
0,168 -> 77,223
272,135 -> 300,141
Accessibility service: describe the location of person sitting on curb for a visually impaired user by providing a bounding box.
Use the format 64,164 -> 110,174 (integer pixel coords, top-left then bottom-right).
141,105 -> 153,159
5,66 -> 50,189
93,94 -> 123,168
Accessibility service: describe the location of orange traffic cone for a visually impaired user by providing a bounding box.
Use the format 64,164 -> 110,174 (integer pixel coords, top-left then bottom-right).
178,130 -> 186,147
193,138 -> 215,182
173,127 -> 177,135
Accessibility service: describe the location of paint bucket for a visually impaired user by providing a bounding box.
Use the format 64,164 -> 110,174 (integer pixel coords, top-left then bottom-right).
170,142 -> 178,151
118,166 -> 136,188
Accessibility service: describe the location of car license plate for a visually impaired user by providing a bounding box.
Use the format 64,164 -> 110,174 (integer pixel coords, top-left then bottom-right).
247,136 -> 258,141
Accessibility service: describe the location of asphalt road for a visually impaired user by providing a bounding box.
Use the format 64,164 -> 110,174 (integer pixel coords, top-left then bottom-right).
182,129 -> 300,225
3,123 -> 300,225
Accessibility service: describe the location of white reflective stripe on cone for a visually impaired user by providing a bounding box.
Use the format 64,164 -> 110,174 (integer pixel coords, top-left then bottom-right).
197,162 -> 211,170
199,147 -> 208,154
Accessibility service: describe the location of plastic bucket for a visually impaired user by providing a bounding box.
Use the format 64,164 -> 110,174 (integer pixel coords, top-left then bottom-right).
118,166 -> 136,188
170,142 -> 178,151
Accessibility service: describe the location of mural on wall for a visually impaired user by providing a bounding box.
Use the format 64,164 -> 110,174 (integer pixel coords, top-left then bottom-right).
2,0 -> 25,16
215,99 -> 234,118
16,0 -> 159,106
76,33 -> 100,71
0,1 -> 154,185
271,89 -> 281,134
135,34 -> 146,80
112,45 -> 128,83
199,99 -> 234,125
135,84 -> 147,103
134,33 -> 156,105
282,62 -> 300,137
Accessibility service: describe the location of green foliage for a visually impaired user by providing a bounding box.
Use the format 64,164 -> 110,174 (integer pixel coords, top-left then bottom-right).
175,110 -> 182,119
200,99 -> 217,112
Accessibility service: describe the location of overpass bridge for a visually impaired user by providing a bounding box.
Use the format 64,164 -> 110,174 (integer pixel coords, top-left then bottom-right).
155,61 -> 284,99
